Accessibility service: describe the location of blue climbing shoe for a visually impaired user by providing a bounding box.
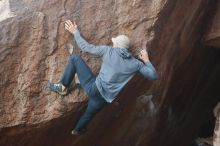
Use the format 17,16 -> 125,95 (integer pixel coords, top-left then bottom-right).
48,82 -> 68,96
71,128 -> 86,136
71,129 -> 80,135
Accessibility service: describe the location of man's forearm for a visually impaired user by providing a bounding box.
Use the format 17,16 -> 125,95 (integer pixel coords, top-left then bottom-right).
73,31 -> 91,52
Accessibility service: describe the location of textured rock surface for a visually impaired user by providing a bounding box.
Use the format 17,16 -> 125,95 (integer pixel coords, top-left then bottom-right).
205,1 -> 220,48
0,0 -> 220,146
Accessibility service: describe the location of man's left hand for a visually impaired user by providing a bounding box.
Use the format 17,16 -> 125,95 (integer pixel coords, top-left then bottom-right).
65,20 -> 78,34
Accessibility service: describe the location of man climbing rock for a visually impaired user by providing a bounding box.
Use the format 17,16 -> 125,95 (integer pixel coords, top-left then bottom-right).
48,20 -> 158,135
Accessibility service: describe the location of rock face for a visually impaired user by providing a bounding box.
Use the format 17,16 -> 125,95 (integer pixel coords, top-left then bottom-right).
0,0 -> 220,146
205,1 -> 220,48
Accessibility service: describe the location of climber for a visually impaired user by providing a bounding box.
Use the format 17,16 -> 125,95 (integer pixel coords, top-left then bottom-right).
47,20 -> 158,135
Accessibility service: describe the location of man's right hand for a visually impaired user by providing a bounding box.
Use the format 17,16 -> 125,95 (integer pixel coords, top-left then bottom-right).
138,40 -> 150,63
139,49 -> 149,63
65,20 -> 78,34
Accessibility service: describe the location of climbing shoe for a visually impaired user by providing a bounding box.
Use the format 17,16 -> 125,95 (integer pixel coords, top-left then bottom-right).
71,129 -> 80,136
71,128 -> 86,136
48,82 -> 68,96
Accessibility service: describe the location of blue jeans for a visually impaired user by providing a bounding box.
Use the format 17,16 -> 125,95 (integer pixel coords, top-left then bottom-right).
60,54 -> 108,131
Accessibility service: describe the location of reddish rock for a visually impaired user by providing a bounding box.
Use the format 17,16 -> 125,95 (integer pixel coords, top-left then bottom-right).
0,0 -> 220,146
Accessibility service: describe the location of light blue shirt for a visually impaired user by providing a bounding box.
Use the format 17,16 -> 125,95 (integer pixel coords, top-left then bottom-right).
73,31 -> 158,103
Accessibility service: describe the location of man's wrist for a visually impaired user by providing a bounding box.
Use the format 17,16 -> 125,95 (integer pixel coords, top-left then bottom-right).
72,30 -> 79,35
143,58 -> 150,64
72,31 -> 77,34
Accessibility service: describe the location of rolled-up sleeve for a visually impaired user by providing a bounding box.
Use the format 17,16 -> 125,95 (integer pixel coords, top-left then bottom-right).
73,31 -> 108,56
138,61 -> 158,80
